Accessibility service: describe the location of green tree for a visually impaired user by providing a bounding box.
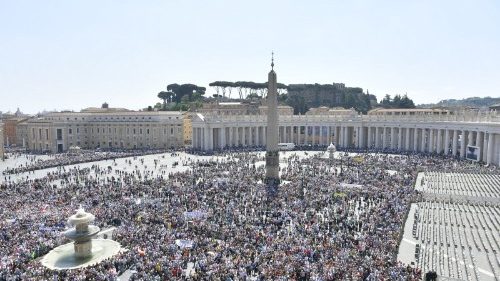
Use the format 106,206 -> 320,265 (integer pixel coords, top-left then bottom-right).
157,91 -> 170,110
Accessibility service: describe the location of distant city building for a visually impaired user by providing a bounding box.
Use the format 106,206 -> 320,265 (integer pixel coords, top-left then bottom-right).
368,108 -> 451,116
199,102 -> 261,115
489,103 -> 500,111
21,107 -> 185,153
0,122 -> 4,160
2,117 -> 29,147
258,105 -> 293,116
306,106 -> 357,116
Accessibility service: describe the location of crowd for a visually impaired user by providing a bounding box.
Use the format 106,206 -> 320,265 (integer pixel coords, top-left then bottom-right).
1,149 -> 497,280
2,149 -> 167,175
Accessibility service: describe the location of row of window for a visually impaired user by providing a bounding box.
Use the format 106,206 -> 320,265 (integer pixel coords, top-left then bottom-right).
46,116 -> 181,121
68,127 -> 181,135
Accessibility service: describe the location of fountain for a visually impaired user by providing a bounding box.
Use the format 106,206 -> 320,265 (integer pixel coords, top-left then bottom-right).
327,142 -> 336,161
320,142 -> 337,163
64,208 -> 101,258
41,207 -> 123,270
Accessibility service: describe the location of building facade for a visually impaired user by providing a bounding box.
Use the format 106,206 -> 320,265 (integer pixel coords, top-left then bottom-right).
368,108 -> 451,116
191,110 -> 500,165
22,110 -> 185,153
0,122 -> 4,160
2,117 -> 29,147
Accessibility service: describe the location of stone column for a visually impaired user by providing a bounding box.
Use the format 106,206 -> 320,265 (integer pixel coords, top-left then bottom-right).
436,129 -> 442,154
452,130 -> 458,156
343,126 -> 348,147
297,126 -> 301,145
192,128 -> 197,149
460,130 -> 467,158
429,129 -> 434,153
338,126 -> 343,147
263,126 -> 267,146
420,128 -> 426,153
475,131 -> 483,160
468,130 -> 473,146
304,126 -> 308,145
319,125 -> 324,145
396,127 -> 401,150
482,132 -> 487,162
207,128 -> 213,151
487,133 -> 495,164
375,127 -> 380,149
389,127 -> 394,149
367,127 -> 372,148
256,126 -> 260,146
405,128 -> 411,151
360,127 -> 365,148
382,127 -> 389,149
220,127 -> 226,149
444,129 -> 450,155
236,127 -> 241,146
203,128 -> 208,151
245,126 -> 249,146
356,127 -> 360,148
413,128 -> 419,152
227,127 -> 232,147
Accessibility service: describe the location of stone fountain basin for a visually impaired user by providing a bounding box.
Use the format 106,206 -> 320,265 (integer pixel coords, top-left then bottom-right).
64,225 -> 100,241
68,212 -> 95,225
41,239 -> 123,270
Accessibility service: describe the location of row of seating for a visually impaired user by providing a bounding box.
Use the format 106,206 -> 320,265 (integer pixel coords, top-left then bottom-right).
420,172 -> 500,198
413,201 -> 499,280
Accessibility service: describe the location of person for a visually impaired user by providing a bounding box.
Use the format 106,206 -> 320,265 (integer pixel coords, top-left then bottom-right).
1,149 -> 496,280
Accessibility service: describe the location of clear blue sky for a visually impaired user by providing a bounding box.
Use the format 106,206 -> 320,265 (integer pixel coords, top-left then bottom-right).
1,0 -> 499,113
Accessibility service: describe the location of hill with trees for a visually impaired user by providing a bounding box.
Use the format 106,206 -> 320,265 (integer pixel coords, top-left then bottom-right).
418,97 -> 500,109
153,84 -> 206,111
151,80 -> 417,114
379,94 -> 416,109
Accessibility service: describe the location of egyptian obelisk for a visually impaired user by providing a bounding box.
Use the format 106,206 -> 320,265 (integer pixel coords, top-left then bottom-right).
265,53 -> 280,185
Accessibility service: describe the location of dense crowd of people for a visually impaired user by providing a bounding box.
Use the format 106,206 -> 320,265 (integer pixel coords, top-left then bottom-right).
2,149 -> 167,175
0,149 -> 497,280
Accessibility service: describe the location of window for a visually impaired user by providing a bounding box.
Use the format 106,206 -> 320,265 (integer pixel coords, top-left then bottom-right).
69,128 -> 72,134
46,129 -> 49,140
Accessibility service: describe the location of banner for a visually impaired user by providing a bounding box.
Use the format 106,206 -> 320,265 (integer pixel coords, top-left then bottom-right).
466,145 -> 480,162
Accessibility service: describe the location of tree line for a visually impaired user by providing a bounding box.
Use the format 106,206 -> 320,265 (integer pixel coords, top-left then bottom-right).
380,94 -> 416,109
152,81 -> 416,114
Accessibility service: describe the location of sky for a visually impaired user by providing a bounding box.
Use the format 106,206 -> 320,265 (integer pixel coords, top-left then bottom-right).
1,0 -> 499,114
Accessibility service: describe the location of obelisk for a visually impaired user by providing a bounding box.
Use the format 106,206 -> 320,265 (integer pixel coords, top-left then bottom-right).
265,53 -> 280,185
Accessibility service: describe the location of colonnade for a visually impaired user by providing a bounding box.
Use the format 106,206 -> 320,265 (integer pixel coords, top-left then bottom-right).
192,122 -> 500,165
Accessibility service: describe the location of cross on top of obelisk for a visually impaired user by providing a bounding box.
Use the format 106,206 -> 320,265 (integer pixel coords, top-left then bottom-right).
271,51 -> 274,70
